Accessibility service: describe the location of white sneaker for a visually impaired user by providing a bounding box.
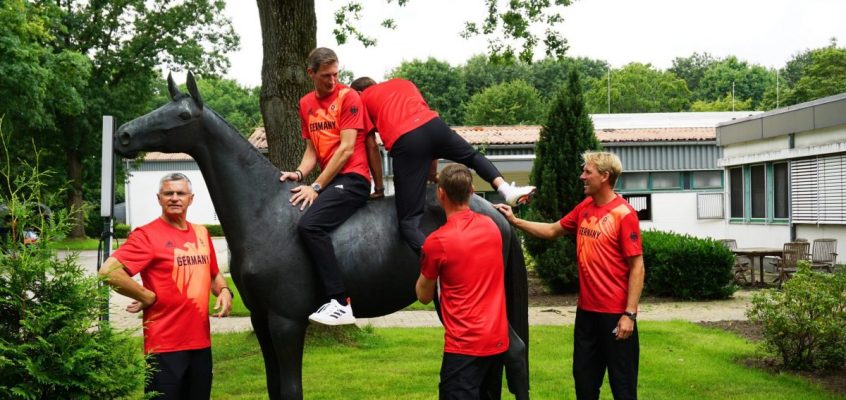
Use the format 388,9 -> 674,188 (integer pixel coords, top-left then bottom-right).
502,182 -> 537,206
308,299 -> 356,326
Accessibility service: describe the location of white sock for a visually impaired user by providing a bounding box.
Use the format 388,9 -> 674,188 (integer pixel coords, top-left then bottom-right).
497,182 -> 512,196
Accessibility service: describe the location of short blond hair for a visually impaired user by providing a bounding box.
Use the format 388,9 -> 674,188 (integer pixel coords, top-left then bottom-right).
582,151 -> 623,187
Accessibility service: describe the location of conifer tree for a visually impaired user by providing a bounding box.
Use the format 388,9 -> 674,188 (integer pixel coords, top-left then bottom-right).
523,69 -> 602,293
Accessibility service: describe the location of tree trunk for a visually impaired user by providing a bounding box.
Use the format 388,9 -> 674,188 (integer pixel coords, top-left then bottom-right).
67,149 -> 86,238
256,0 -> 316,171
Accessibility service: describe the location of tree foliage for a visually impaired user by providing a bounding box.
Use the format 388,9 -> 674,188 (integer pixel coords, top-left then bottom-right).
389,58 -> 469,125
0,131 -> 147,398
690,94 -> 753,112
584,63 -> 691,113
524,69 -> 601,293
0,0 -> 238,238
781,45 -> 846,106
464,80 -> 546,125
695,56 -> 774,109
669,52 -> 717,95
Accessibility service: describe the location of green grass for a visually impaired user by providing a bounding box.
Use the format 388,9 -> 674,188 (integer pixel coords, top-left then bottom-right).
403,300 -> 436,311
204,321 -> 843,400
48,237 -> 120,251
208,276 -> 250,317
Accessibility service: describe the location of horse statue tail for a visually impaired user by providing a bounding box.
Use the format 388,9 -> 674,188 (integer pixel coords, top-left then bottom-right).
504,229 -> 530,399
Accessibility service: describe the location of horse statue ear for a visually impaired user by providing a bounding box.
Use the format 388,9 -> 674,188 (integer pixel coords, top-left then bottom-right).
167,72 -> 180,100
186,71 -> 204,110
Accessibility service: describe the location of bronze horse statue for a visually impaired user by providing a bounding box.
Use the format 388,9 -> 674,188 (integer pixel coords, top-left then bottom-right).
115,72 -> 529,399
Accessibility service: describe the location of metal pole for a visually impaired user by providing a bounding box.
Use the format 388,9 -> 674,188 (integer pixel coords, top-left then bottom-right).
99,116 -> 116,323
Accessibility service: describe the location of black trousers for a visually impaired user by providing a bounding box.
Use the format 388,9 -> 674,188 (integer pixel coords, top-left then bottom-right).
439,352 -> 505,400
147,347 -> 213,400
390,117 -> 501,253
298,173 -> 369,297
572,308 -> 639,400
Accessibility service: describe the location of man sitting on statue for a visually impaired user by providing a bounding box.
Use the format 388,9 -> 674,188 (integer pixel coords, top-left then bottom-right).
279,47 -> 375,326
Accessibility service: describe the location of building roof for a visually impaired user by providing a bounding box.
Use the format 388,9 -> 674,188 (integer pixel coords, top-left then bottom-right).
144,112 -> 749,161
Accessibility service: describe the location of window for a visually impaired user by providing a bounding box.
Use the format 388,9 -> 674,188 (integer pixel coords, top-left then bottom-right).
652,172 -> 681,189
773,162 -> 788,219
697,193 -> 724,219
619,172 -> 648,190
622,194 -> 651,221
729,167 -> 743,219
693,171 -> 722,189
750,164 -> 766,219
791,154 -> 846,224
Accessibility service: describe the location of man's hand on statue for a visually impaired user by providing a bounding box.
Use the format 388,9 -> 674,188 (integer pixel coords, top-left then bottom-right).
279,171 -> 300,182
290,185 -> 318,210
493,204 -> 515,223
370,187 -> 385,200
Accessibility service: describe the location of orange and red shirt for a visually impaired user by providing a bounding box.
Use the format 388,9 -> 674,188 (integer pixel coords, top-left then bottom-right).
112,218 -> 219,354
559,195 -> 642,313
359,78 -> 439,151
421,210 -> 509,357
299,84 -> 371,180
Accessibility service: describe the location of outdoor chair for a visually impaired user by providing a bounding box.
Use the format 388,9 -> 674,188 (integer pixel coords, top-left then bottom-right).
809,238 -> 838,272
774,241 -> 810,287
717,239 -> 751,284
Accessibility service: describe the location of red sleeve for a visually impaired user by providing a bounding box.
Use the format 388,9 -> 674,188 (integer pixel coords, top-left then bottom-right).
619,211 -> 643,257
112,228 -> 153,276
299,98 -> 310,139
420,235 -> 445,280
338,90 -> 366,132
558,201 -> 584,233
207,231 -> 220,277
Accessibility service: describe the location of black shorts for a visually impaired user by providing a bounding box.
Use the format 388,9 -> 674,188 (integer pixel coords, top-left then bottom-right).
439,351 -> 505,400
147,347 -> 213,400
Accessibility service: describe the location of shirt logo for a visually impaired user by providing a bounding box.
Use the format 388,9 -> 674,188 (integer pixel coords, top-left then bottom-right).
630,232 -> 638,242
350,106 -> 359,115
165,240 -> 174,248
330,104 -> 337,112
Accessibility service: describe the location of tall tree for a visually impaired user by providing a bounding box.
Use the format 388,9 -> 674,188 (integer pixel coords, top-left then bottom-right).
389,58 -> 468,125
584,63 -> 691,113
464,80 -> 546,125
2,0 -> 239,237
462,54 -> 529,97
668,52 -> 717,95
523,68 -> 601,293
782,45 -> 846,106
527,56 -> 608,100
695,56 -> 774,109
258,1 -> 572,171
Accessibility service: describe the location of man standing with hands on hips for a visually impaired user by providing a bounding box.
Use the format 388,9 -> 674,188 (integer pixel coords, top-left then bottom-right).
99,173 -> 232,399
495,151 -> 644,400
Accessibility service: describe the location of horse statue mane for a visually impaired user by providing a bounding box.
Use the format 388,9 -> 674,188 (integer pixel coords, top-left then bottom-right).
114,72 -> 529,400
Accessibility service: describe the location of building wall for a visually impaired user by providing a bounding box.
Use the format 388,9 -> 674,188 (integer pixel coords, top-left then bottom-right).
796,224 -> 846,260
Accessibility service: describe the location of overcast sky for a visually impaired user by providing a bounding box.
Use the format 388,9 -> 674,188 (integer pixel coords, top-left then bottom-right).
221,0 -> 846,87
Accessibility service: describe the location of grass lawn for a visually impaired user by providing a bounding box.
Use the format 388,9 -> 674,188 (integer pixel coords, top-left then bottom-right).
204,321 -> 842,400
48,237 -> 120,251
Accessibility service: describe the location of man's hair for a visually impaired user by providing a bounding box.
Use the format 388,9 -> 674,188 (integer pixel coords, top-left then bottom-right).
350,77 -> 377,92
159,172 -> 192,192
438,164 -> 474,205
306,47 -> 338,72
582,151 -> 623,187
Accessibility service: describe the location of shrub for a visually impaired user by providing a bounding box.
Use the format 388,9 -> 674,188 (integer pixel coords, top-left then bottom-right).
747,262 -> 846,371
114,223 -> 131,239
0,135 -> 147,398
205,224 -> 224,237
642,230 -> 736,300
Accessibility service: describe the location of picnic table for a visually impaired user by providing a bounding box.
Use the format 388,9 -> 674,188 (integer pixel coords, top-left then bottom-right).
731,247 -> 783,284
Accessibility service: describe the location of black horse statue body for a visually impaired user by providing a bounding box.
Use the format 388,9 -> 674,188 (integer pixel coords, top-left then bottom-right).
115,72 -> 528,399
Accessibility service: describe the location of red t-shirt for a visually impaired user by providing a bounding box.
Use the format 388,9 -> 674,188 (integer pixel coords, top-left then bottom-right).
420,210 -> 509,356
559,195 -> 642,313
112,219 -> 219,354
359,78 -> 439,151
299,84 -> 371,180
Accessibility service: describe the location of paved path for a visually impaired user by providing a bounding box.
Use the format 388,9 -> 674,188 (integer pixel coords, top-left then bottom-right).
72,249 -> 753,334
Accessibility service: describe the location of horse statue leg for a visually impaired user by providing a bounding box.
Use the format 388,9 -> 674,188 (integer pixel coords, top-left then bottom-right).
503,229 -> 530,399
251,312 -> 308,400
